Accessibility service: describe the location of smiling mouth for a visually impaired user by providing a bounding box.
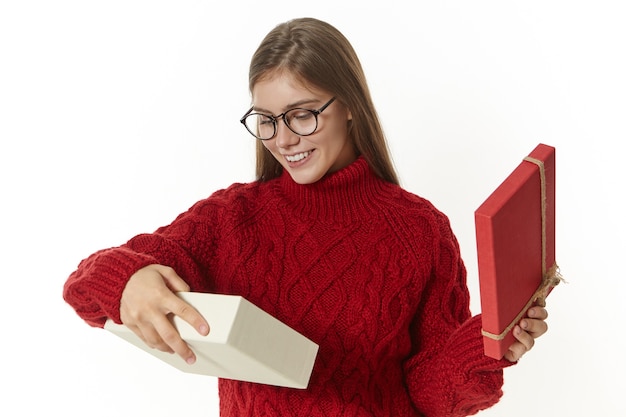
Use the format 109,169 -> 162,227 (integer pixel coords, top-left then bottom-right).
285,150 -> 313,162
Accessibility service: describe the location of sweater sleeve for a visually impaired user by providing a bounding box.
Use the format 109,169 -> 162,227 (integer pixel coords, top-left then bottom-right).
403,213 -> 514,417
62,197 -> 220,328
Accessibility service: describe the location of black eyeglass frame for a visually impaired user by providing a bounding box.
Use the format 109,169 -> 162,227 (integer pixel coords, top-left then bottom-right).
240,97 -> 336,140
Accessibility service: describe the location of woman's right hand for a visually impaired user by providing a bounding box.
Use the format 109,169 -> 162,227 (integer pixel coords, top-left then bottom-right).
120,264 -> 210,365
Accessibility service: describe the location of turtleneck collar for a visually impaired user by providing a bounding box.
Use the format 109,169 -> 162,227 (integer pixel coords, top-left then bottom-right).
271,156 -> 398,222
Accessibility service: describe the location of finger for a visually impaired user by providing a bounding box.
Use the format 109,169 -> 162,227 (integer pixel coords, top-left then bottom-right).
504,340 -> 526,362
527,306 -> 549,320
127,322 -> 174,354
520,317 -> 548,338
504,325 -> 533,362
513,324 -> 535,352
156,265 -> 192,293
151,314 -> 197,363
165,296 -> 210,337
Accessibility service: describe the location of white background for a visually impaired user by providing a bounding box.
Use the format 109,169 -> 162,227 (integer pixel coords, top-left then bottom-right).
1,1 -> 624,416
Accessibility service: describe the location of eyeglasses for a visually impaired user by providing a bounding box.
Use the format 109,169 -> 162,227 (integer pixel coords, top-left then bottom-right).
240,97 -> 336,140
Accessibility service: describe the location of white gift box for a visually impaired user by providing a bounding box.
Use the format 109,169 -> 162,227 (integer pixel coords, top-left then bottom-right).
104,292 -> 319,389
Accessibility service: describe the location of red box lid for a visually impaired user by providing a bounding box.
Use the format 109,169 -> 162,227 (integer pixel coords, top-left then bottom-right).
475,143 -> 556,359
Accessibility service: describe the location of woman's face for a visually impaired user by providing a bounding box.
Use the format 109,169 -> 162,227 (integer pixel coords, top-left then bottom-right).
252,72 -> 356,184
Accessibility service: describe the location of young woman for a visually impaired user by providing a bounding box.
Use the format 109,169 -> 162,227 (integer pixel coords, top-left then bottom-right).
63,17 -> 549,417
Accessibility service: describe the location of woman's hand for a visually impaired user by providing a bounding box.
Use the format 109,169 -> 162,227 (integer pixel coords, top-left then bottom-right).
120,264 -> 210,364
504,306 -> 548,362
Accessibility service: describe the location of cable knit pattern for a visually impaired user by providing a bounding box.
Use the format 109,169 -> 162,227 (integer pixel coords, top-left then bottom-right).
63,157 -> 512,416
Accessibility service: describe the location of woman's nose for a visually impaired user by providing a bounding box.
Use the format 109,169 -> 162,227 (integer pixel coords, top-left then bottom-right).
274,120 -> 300,148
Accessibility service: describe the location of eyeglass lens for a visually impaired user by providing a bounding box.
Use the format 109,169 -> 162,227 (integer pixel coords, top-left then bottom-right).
244,109 -> 318,140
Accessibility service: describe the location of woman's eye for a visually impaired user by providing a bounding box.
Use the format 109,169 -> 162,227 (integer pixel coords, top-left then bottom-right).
291,111 -> 313,121
259,116 -> 274,125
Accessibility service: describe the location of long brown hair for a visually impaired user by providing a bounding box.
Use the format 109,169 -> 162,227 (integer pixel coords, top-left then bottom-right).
248,18 -> 399,185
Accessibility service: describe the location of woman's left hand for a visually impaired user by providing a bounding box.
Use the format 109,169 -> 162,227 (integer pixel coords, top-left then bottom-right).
504,306 -> 549,362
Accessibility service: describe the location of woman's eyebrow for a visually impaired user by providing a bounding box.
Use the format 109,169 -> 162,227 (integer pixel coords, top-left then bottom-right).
253,98 -> 320,114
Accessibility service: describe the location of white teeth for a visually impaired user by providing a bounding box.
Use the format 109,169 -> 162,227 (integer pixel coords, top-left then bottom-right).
285,151 -> 310,162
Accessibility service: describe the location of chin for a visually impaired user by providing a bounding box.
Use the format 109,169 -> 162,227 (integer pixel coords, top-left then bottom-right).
286,168 -> 326,185
291,175 -> 324,185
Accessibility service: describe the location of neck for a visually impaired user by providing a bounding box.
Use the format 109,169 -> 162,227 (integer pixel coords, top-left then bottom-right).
273,157 -> 395,223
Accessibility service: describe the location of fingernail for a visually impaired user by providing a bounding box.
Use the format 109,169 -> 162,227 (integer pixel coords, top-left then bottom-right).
528,308 -> 535,317
186,356 -> 196,365
521,319 -> 528,329
199,324 -> 209,335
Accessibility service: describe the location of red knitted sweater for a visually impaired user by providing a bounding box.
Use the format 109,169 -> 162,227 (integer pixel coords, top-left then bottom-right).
63,156 -> 512,416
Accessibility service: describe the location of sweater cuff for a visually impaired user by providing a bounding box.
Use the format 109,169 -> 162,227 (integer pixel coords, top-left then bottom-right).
63,246 -> 158,327
441,315 -> 514,415
450,315 -> 515,378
